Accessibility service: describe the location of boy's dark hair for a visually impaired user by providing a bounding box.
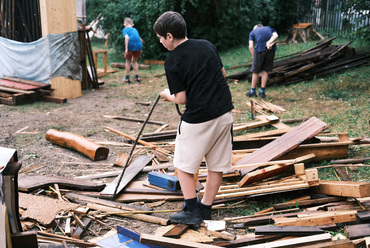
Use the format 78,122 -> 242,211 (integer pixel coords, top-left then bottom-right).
153,11 -> 187,39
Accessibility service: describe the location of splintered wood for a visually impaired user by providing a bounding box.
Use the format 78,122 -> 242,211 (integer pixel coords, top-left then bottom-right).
247,99 -> 286,115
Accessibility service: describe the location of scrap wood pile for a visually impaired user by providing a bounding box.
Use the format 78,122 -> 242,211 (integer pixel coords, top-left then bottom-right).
226,37 -> 370,85
0,77 -> 66,105
3,100 -> 370,247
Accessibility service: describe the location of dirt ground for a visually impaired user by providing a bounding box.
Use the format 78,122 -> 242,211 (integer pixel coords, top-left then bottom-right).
1,73 -> 248,243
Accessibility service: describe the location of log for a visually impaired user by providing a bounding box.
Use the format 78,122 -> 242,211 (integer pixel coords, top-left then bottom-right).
45,129 -> 109,161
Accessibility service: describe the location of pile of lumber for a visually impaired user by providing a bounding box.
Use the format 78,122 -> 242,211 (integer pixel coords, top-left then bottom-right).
7,107 -> 370,247
0,77 -> 66,105
226,37 -> 370,85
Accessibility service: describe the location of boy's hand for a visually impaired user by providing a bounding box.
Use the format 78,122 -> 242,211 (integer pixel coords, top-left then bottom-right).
160,89 -> 171,101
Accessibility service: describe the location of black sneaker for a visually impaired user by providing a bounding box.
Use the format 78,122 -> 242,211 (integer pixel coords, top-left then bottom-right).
170,204 -> 202,225
199,201 -> 212,220
259,90 -> 266,98
245,91 -> 257,97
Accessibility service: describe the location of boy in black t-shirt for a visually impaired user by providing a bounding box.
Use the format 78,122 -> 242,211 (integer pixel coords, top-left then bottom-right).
153,11 -> 234,225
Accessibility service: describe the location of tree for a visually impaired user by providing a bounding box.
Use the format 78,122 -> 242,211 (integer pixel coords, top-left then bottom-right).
86,0 -> 299,59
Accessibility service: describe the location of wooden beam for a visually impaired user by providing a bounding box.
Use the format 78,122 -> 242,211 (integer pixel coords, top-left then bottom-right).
240,233 -> 332,248
313,181 -> 370,198
140,233 -> 218,248
274,210 -> 358,226
254,226 -> 325,236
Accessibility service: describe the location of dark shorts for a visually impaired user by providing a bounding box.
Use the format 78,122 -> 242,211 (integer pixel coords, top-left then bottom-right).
125,51 -> 141,60
251,50 -> 275,73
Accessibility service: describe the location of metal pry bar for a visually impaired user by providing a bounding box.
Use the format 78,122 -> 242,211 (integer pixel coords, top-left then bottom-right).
111,94 -> 161,200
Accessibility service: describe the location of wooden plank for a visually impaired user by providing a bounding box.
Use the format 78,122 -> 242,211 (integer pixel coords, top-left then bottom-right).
234,117 -> 328,180
100,155 -> 153,195
211,235 -> 284,247
356,210 -> 370,221
71,218 -> 92,239
103,115 -> 166,126
313,181 -> 370,198
140,233 -> 217,248
274,210 -> 358,226
0,79 -> 42,91
86,203 -> 169,226
0,85 -> 35,94
242,233 -> 332,248
233,128 -> 292,141
255,226 -> 325,236
163,224 -> 190,238
297,239 -> 355,248
41,95 -> 67,104
345,223 -> 370,240
2,77 -> 50,88
233,119 -> 272,132
335,167 -> 352,181
65,193 -> 152,211
273,196 -> 346,210
111,62 -> 151,69
18,174 -> 105,192
237,154 -> 315,186
238,163 -> 292,186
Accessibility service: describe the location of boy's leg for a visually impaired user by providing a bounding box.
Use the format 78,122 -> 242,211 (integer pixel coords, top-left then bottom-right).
124,58 -> 131,81
201,171 -> 223,205
170,168 -> 201,225
176,169 -> 197,199
132,57 -> 139,76
246,72 -> 259,97
259,71 -> 268,98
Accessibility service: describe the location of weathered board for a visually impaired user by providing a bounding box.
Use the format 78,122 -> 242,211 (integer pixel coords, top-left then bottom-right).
234,117 -> 328,180
100,155 -> 153,195
18,174 -> 105,192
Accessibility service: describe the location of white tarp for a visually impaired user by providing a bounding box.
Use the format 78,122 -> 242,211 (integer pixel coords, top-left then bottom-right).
0,31 -> 82,84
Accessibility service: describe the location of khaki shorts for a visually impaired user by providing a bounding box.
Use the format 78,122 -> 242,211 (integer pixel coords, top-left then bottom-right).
174,111 -> 233,174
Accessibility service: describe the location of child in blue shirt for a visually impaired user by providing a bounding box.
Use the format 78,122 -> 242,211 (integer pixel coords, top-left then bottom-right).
122,18 -> 143,83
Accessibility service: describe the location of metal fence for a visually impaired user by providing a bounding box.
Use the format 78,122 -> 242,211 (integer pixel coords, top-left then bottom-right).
298,0 -> 369,38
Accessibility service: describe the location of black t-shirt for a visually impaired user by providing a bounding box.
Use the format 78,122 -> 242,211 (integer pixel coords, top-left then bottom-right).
164,39 -> 234,123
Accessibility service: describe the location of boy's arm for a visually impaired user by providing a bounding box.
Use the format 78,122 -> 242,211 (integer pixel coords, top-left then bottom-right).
266,32 -> 278,50
248,40 -> 254,57
125,34 -> 129,53
160,89 -> 186,104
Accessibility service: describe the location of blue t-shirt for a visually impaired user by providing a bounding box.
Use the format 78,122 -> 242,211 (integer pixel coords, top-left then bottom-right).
249,26 -> 277,53
122,27 -> 142,51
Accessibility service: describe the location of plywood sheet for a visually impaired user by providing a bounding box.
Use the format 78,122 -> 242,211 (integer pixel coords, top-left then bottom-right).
19,193 -> 79,226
